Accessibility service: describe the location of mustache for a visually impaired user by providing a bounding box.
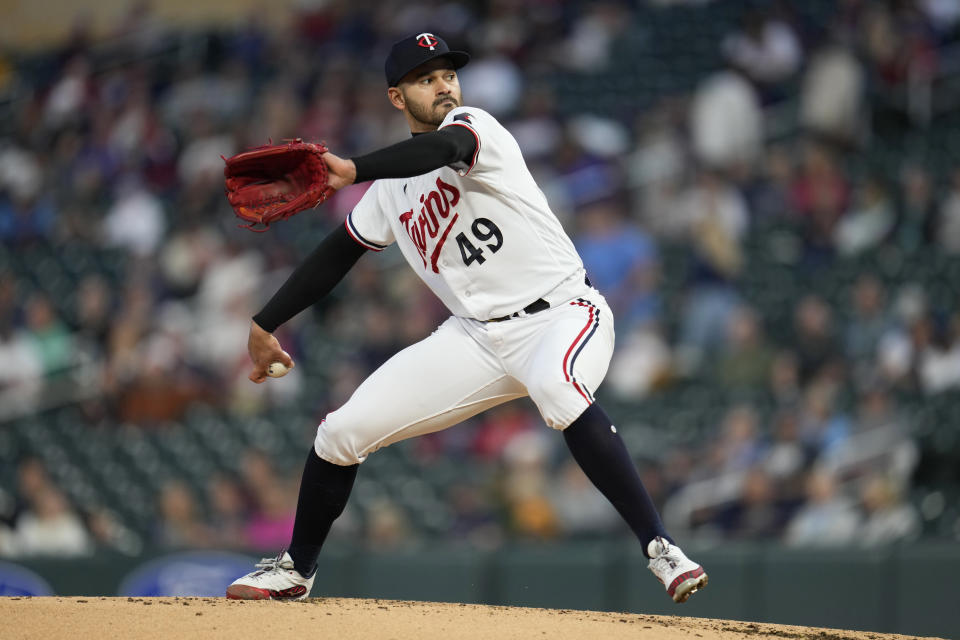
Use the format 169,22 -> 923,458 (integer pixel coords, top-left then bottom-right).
434,96 -> 458,106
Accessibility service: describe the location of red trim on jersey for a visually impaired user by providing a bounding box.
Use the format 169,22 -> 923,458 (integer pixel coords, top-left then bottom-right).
429,212 -> 459,273
344,215 -> 385,252
443,122 -> 481,175
563,302 -> 596,403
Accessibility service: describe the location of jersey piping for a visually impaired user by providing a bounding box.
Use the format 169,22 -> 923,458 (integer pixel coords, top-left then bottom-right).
345,213 -> 388,251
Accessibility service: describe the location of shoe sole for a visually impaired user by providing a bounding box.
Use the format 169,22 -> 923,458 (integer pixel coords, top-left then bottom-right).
225,584 -> 309,602
672,572 -> 708,603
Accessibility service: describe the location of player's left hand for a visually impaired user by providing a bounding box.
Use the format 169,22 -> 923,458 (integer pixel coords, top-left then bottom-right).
321,151 -> 357,191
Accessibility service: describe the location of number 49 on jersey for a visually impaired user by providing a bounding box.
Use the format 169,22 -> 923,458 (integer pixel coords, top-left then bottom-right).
456,217 -> 502,266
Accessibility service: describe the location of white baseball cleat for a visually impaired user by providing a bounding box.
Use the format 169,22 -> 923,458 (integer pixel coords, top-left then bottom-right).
226,551 -> 315,601
646,536 -> 708,603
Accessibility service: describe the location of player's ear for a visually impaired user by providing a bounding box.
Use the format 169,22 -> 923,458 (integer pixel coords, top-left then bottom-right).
387,87 -> 405,111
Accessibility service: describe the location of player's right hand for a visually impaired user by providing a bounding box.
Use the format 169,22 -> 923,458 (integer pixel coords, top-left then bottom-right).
248,321 -> 295,383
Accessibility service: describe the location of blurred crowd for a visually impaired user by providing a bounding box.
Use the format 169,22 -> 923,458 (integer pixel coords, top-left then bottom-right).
2,0 -> 960,557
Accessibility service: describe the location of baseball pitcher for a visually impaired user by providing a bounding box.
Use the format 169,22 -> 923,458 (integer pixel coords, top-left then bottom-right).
225,33 -> 708,604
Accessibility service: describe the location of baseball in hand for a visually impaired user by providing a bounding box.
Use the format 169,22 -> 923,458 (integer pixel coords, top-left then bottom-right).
266,362 -> 290,378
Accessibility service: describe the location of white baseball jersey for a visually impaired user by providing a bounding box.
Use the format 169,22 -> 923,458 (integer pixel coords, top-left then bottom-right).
344,106 -> 585,321
314,106 -> 615,465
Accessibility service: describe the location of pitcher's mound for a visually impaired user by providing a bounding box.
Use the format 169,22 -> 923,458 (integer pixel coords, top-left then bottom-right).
0,596 -> 946,640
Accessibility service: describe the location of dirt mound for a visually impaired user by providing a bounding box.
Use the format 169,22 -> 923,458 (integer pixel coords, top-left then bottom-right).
0,597 -> 945,640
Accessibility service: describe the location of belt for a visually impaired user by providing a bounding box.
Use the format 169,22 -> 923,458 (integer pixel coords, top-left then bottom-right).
487,297 -> 550,322
485,275 -> 592,323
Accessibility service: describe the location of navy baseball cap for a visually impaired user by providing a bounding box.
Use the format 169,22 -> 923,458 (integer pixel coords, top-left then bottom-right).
385,33 -> 470,87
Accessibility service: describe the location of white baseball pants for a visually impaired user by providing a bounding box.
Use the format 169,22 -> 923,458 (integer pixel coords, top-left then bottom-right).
313,288 -> 615,465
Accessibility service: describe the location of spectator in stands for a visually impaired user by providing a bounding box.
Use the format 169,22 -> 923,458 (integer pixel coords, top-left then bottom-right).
254,77 -> 307,145
857,473 -> 921,547
155,480 -> 213,548
689,69 -> 763,172
239,448 -> 298,550
1,458 -> 56,548
763,410 -> 808,492
117,306 -> 211,423
0,309 -> 43,415
245,483 -> 296,551
0,140 -> 49,243
789,142 -> 849,263
560,1 -> 630,72
716,467 -> 789,540
793,295 -> 841,384
86,508 -> 143,556
500,430 -> 558,540
469,403 -> 539,462
206,473 -> 250,549
42,55 -> 93,131
893,163 -> 937,253
0,189 -> 57,246
364,497 -> 414,551
3,485 -> 92,557
844,275 -> 892,383
820,384 -> 918,487
860,3 -> 936,92
356,302 -> 406,370
797,380 -> 852,458
604,319 -> 672,399
744,143 -> 795,220
768,350 -> 802,407
552,138 -> 621,213
676,171 -> 750,370
507,84 -> 564,164
446,482 -> 503,549
103,281 -> 154,404
711,405 -> 766,475
628,100 -> 688,237
23,293 -> 74,379
457,49 -> 523,117
799,44 -> 865,148
715,306 -> 775,390
72,275 -> 113,363
876,284 -> 929,388
936,166 -> 960,254
549,460 -> 621,538
192,239 -> 266,374
15,458 -> 50,505
915,314 -> 960,393
573,196 -> 660,329
783,470 -> 859,547
834,174 -> 896,256
721,7 -> 803,100
102,175 -> 166,257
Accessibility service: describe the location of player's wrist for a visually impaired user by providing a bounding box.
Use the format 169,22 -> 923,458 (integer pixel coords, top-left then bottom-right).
251,317 -> 276,335
345,159 -> 357,185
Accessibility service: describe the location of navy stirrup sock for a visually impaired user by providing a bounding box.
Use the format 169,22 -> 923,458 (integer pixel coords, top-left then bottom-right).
287,448 -> 359,577
563,402 -> 672,556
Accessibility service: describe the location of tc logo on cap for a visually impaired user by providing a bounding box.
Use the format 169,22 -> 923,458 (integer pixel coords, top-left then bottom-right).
417,33 -> 439,50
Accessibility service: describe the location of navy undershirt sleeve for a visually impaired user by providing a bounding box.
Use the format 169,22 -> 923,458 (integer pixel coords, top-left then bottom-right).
252,224 -> 367,333
351,126 -> 477,183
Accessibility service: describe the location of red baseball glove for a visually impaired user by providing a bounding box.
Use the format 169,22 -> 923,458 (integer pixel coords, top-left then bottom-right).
224,139 -> 335,231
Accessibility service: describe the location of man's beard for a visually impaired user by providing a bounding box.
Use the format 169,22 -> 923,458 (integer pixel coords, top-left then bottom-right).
406,93 -> 460,127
